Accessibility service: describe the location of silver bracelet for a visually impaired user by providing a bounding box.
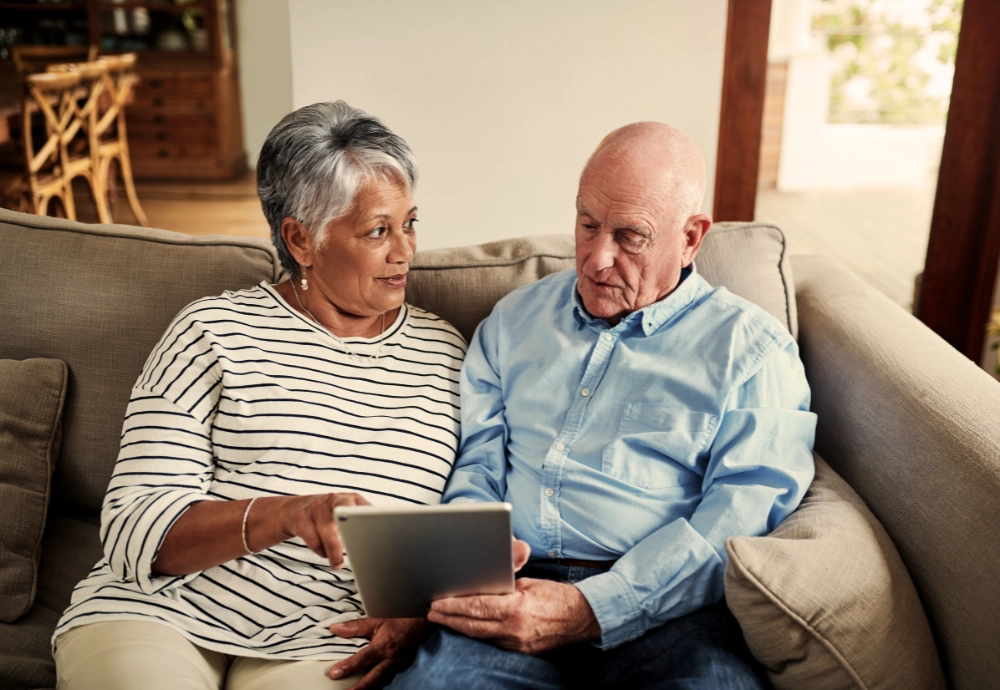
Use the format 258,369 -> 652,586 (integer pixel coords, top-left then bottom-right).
241,496 -> 260,555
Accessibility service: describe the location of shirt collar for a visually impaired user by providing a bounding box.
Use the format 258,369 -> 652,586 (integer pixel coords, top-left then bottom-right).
572,264 -> 706,336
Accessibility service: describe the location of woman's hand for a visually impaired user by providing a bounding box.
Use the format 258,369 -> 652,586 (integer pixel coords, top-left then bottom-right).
327,617 -> 428,689
277,492 -> 371,569
153,492 -> 371,576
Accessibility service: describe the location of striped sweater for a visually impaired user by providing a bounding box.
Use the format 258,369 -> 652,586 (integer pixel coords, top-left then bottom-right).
53,282 -> 466,660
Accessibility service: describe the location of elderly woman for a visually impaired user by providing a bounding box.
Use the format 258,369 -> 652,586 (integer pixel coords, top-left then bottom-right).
52,102 -> 466,690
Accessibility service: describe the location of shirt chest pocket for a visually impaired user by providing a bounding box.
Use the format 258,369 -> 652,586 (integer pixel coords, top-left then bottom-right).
601,403 -> 718,490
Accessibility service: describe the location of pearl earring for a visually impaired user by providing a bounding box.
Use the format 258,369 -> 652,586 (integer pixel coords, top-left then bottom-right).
301,269 -> 309,291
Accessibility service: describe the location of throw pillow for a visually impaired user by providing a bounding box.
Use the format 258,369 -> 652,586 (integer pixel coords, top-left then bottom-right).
0,357 -> 68,622
724,454 -> 945,690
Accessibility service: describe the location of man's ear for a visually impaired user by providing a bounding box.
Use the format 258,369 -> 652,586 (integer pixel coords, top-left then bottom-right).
281,218 -> 315,270
681,214 -> 712,267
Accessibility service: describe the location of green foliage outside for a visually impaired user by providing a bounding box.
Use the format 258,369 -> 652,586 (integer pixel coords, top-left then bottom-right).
812,0 -> 962,125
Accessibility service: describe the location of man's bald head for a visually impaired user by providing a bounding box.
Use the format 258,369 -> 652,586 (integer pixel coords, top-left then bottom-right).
583,122 -> 707,221
574,122 -> 712,325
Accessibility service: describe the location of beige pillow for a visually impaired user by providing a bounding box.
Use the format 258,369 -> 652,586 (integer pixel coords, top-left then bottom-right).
724,454 -> 945,690
0,358 -> 68,622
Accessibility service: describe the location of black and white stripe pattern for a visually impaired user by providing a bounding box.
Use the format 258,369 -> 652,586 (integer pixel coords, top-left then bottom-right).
54,282 -> 466,660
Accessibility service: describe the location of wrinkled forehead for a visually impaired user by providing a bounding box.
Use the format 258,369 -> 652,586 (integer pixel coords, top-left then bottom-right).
577,160 -> 688,228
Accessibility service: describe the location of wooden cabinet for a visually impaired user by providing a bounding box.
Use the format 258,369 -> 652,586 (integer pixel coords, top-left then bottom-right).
0,0 -> 246,179
126,61 -> 244,178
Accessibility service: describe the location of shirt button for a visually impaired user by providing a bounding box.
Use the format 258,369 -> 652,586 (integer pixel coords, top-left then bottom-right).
544,487 -> 554,497
548,550 -> 557,558
555,442 -> 565,451
581,388 -> 590,397
603,333 -> 612,341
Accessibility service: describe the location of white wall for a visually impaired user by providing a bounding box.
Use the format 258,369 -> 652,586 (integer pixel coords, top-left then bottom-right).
235,0 -> 294,167
282,0 -> 728,250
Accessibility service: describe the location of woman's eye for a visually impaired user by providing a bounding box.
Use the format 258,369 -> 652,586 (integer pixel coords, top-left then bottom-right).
404,218 -> 419,230
369,226 -> 387,238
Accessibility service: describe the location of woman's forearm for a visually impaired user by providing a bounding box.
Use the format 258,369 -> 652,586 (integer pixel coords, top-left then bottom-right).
151,496 -> 292,576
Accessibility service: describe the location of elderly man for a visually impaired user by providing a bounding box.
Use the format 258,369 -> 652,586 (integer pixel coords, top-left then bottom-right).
391,123 -> 816,689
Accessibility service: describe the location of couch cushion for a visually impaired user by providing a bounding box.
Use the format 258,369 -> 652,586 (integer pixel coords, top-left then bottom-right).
0,511 -> 107,690
0,358 -> 68,623
407,222 -> 796,343
724,454 -> 945,690
793,254 -> 1000,690
699,222 -> 796,338
0,209 -> 282,517
0,599 -> 59,690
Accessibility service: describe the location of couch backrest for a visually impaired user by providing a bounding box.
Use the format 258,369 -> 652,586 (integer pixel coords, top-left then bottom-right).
408,222 -> 797,342
0,210 -> 794,518
0,209 -> 283,515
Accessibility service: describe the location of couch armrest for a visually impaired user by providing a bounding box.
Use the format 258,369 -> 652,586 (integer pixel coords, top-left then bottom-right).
792,254 -> 1000,690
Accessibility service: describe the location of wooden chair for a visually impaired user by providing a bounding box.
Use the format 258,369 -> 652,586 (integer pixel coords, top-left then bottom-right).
2,72 -> 82,219
12,45 -> 100,75
85,53 -> 147,226
49,61 -> 113,224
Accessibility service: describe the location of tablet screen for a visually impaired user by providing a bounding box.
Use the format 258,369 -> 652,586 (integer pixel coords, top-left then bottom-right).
335,503 -> 515,618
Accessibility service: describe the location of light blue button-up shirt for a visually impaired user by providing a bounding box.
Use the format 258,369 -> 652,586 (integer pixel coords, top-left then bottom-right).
444,267 -> 816,649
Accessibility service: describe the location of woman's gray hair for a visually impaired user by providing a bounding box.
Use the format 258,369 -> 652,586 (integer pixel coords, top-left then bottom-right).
257,101 -> 418,276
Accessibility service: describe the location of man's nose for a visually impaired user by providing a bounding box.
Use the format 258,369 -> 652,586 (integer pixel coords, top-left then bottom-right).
584,231 -> 618,274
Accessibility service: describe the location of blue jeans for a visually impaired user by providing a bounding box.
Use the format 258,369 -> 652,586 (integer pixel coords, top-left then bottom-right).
390,563 -> 764,690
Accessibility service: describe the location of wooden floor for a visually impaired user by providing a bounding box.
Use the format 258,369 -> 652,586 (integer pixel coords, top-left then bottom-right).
68,170 -> 271,239
40,175 -> 934,312
755,187 -> 934,311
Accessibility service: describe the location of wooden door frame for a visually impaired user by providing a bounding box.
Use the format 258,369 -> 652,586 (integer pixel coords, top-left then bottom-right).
713,0 -> 773,223
716,0 -> 1000,362
914,0 -> 1000,361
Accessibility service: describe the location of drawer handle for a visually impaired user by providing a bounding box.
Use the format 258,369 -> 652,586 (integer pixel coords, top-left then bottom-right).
152,115 -> 164,124
153,97 -> 164,106
150,78 -> 163,88
155,132 -> 168,141
157,149 -> 169,158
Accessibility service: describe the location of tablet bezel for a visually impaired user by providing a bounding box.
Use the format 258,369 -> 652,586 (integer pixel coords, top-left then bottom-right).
335,502 -> 515,618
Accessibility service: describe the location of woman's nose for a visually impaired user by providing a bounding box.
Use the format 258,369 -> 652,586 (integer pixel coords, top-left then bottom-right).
389,231 -> 415,263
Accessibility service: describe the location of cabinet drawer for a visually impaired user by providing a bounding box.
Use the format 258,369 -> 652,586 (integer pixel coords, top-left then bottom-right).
131,96 -> 216,114
127,111 -> 216,129
130,141 -> 218,160
129,126 -> 218,146
139,74 -> 215,96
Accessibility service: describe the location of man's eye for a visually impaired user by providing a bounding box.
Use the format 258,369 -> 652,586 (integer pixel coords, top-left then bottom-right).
618,234 -> 647,252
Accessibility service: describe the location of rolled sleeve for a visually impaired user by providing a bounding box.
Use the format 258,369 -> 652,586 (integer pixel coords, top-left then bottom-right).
100,391 -> 217,595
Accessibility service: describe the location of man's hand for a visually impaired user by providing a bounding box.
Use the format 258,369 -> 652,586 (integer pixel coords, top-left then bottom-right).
327,617 -> 427,689
428,578 -> 601,655
512,538 -> 531,572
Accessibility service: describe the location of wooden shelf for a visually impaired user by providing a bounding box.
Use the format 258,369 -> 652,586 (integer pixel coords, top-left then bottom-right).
94,2 -> 206,13
0,2 -> 86,10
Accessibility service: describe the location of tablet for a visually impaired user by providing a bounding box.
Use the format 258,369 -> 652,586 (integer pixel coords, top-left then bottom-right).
335,502 -> 514,618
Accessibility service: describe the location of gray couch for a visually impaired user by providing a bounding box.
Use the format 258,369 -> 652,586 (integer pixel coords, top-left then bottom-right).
1,206 -> 998,690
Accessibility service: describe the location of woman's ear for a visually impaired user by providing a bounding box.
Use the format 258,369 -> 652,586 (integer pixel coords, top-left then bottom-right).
281,218 -> 314,270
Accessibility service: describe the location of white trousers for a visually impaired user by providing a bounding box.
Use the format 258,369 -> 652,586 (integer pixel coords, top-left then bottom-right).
54,621 -> 361,690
